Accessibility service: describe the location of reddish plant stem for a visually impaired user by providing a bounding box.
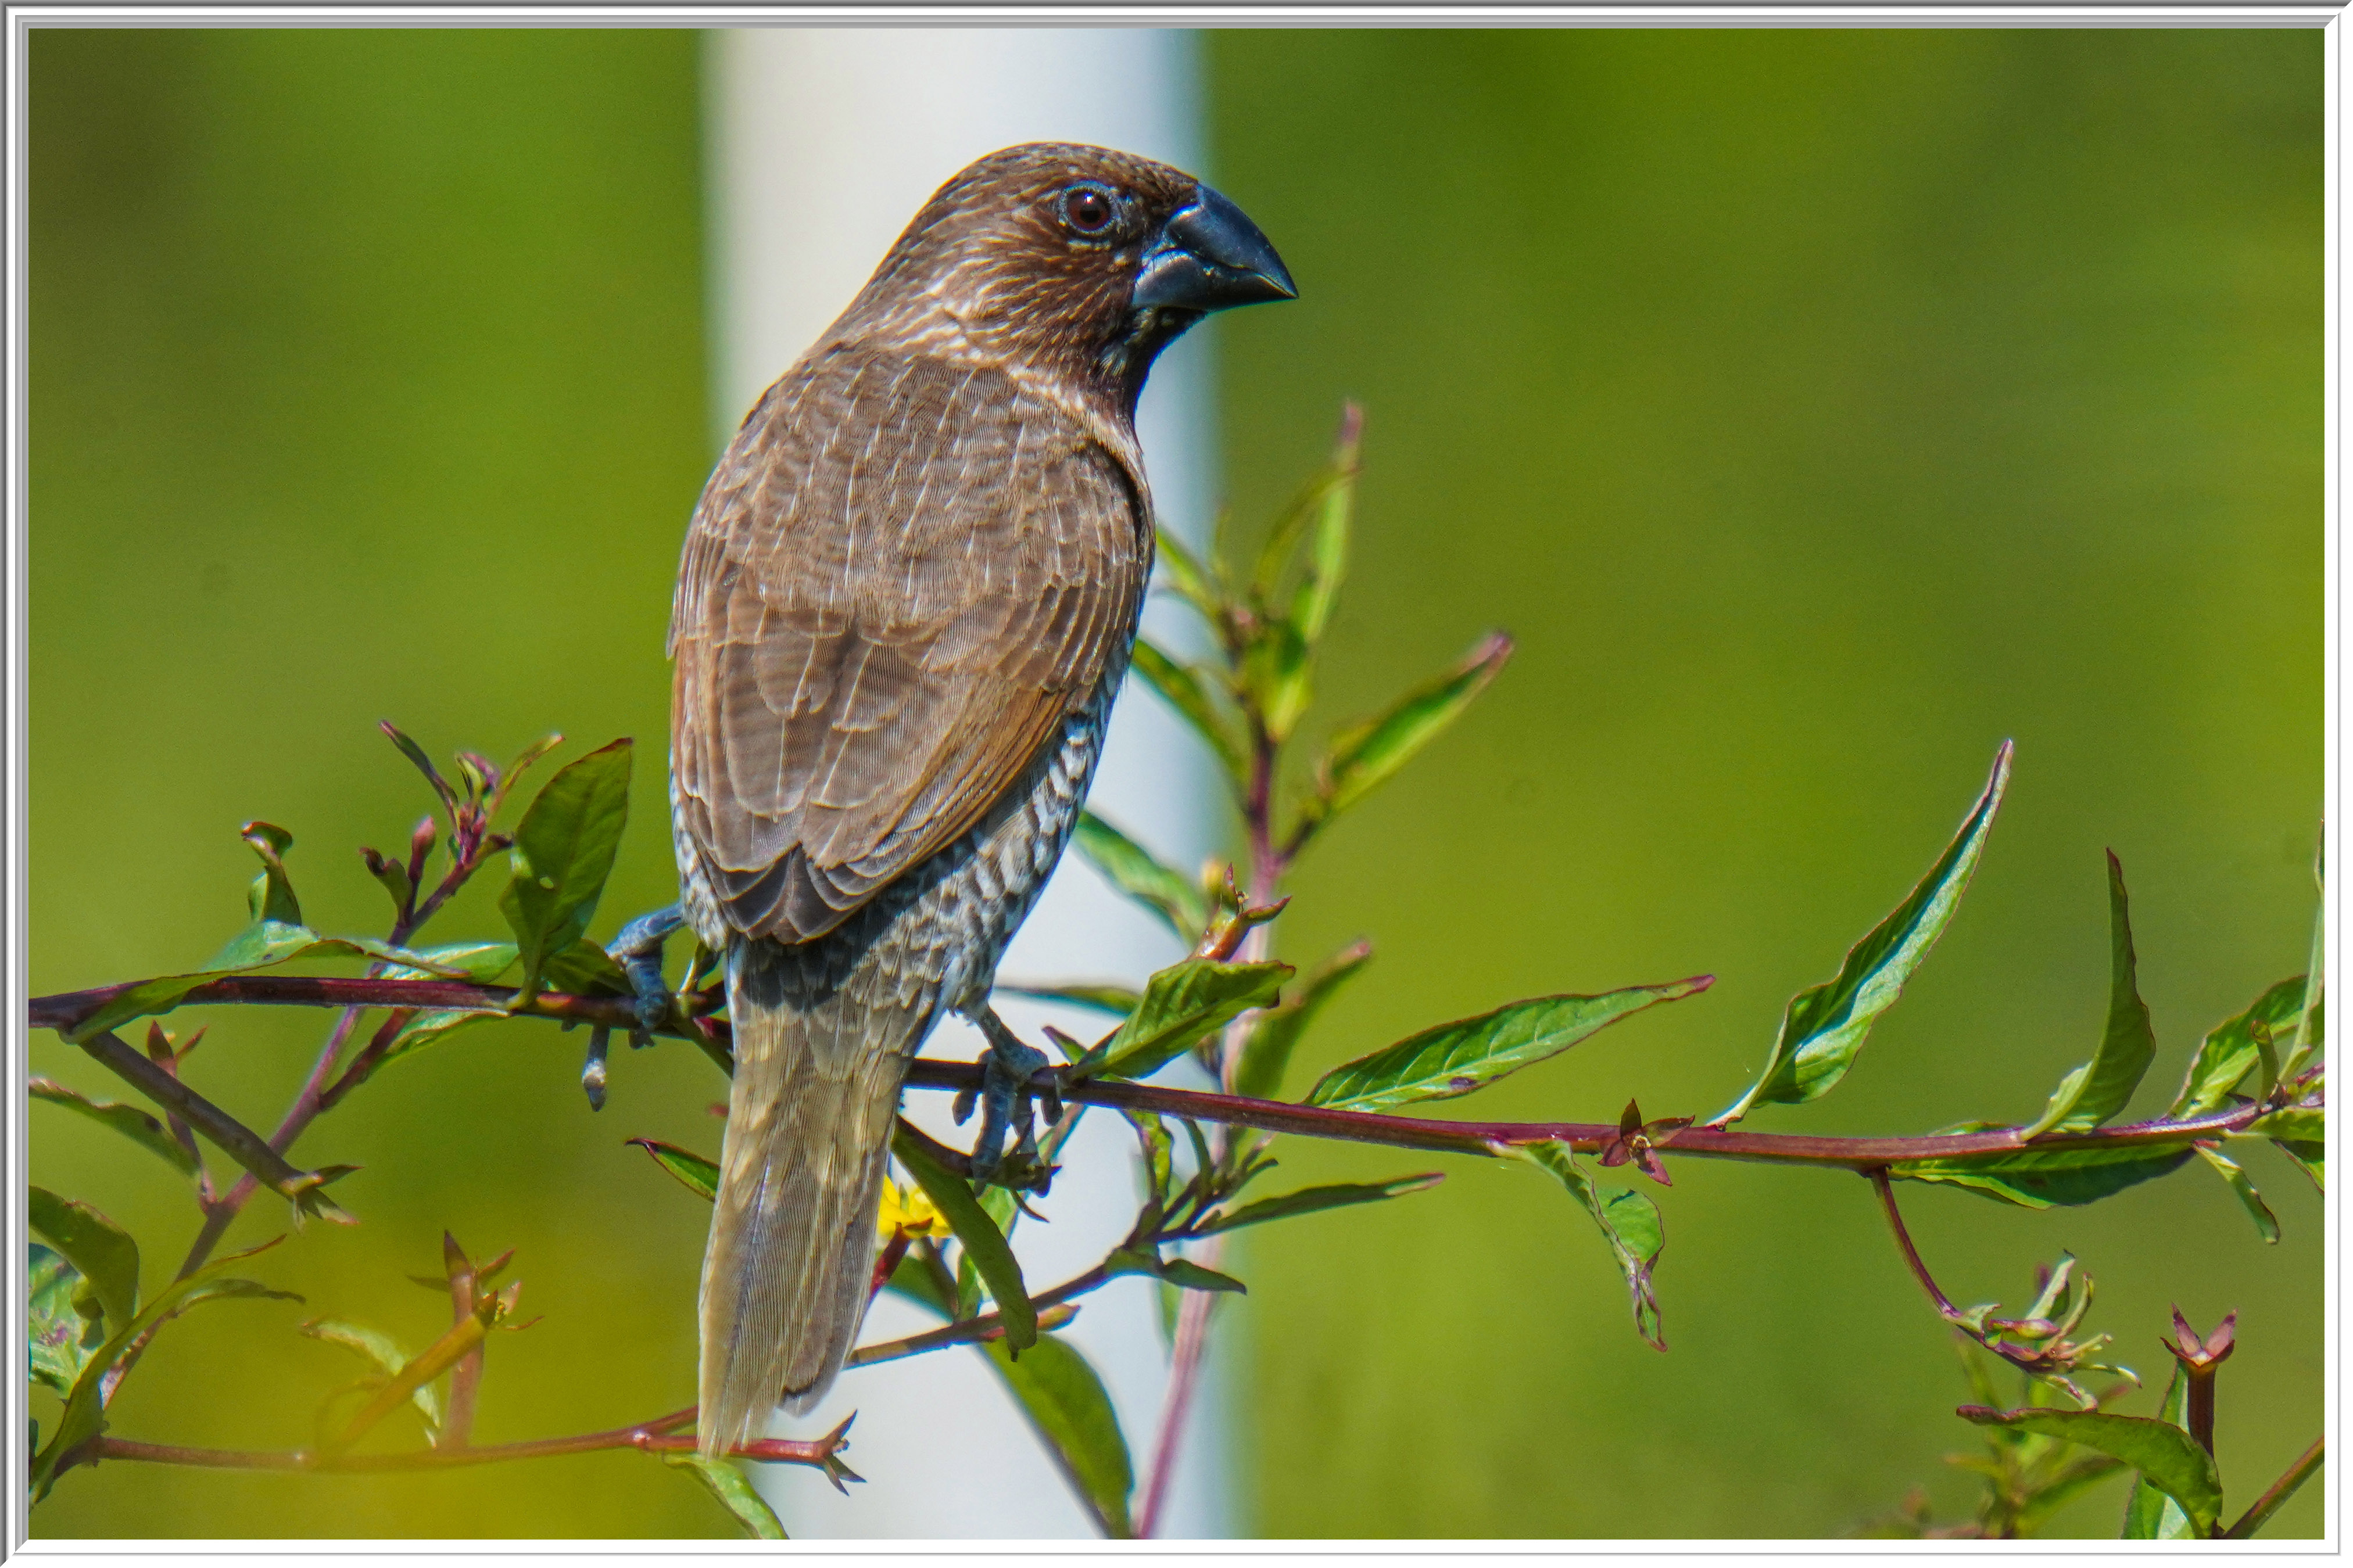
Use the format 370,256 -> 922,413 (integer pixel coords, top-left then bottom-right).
443,1250 -> 484,1449
1869,1167 -> 1962,1322
53,1406 -> 846,1477
32,979 -> 2283,1173
1139,723 -> 1287,1541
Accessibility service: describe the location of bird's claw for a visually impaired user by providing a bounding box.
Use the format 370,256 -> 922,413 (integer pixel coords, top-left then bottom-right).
969,1009 -> 1062,1187
606,905 -> 687,1051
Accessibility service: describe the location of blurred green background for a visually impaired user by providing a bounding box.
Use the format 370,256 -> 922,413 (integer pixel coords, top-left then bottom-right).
28,26 -> 2320,1540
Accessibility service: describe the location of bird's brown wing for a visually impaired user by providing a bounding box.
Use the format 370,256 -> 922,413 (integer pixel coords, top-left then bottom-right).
669,349 -> 1148,944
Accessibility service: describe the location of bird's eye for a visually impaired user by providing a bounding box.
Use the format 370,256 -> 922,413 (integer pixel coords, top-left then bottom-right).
1059,185 -> 1116,235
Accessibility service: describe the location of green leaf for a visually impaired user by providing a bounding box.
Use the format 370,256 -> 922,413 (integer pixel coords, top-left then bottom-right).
982,1333 -> 1134,1537
2272,1138 -> 2324,1194
1156,1257 -> 1247,1294
1288,411 -> 1357,645
1071,812 -> 1209,942
2122,1364 -> 2195,1539
1957,1406 -> 2219,1537
371,1009 -> 504,1073
2243,1106 -> 2323,1140
629,1138 -> 719,1203
891,1125 -> 1034,1352
1233,940 -> 1371,1101
995,982 -> 1142,1020
63,923 -> 472,1043
385,941 -> 518,984
30,1236 -> 295,1502
1503,1142 -> 1666,1350
540,938 -> 634,997
1242,616 -> 1315,744
1306,977 -> 1710,1113
28,1246 -> 104,1397
27,1187 -> 138,1333
381,720 -> 459,820
1892,1142 -> 2194,1209
2195,1144 -> 2279,1243
497,738 -> 633,999
662,1452 -> 787,1539
298,1318 -> 442,1436
1094,959 -> 1290,1081
1190,1174 -> 1443,1237
2023,852 -> 2158,1138
1129,639 -> 1246,783
1250,411 -> 1359,619
2282,884 -> 2326,1083
883,1247 -> 956,1319
1311,631 -> 1513,823
1152,525 -> 1223,624
241,821 -> 302,927
1710,742 -> 2011,1126
2172,976 -> 2308,1118
30,1078 -> 199,1180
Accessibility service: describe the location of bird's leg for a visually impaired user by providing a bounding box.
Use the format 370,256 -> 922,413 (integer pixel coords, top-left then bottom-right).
967,1008 -> 1057,1183
605,905 -> 686,1049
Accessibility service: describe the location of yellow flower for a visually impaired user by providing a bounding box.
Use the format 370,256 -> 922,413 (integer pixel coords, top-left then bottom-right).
876,1176 -> 952,1242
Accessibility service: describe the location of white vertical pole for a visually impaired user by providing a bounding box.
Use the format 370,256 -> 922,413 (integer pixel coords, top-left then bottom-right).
703,26 -> 1229,1539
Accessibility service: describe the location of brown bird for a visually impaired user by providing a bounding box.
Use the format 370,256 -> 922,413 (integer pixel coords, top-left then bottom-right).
658,143 -> 1294,1456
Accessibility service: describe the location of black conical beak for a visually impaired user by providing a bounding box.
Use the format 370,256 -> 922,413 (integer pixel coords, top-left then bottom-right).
1131,184 -> 1296,313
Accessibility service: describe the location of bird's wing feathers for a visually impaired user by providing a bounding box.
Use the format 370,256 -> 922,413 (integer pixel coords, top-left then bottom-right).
671,351 -> 1147,943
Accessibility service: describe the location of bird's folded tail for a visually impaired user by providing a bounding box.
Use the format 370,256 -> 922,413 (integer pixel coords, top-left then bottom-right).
696,937 -> 914,1458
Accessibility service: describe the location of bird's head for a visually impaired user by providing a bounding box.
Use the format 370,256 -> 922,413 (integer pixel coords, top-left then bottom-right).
841,142 -> 1296,417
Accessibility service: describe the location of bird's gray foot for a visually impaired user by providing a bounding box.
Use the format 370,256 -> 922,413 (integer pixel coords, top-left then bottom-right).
606,905 -> 687,1049
966,1009 -> 1060,1184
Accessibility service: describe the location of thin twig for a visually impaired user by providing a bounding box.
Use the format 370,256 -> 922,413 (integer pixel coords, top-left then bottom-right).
31,975 -> 2287,1172
2223,1436 -> 2323,1540
53,1406 -> 848,1477
74,1030 -> 338,1213
1869,1167 -> 1962,1322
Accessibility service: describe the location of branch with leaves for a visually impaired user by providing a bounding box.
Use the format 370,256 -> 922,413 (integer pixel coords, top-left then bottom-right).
24,412 -> 2323,1540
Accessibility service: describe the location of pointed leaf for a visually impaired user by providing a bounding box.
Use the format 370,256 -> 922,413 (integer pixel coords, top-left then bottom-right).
662,1452 -> 788,1539
372,1009 -> 503,1073
1191,1174 -> 1443,1237
384,941 -> 518,985
1094,959 -> 1290,1081
27,1246 -> 103,1397
1891,1142 -> 2193,1209
2024,852 -> 2158,1138
2172,976 -> 2308,1118
2195,1144 -> 2279,1243
1313,632 -> 1514,821
240,821 -> 302,927
1288,410 -> 1358,644
30,1236 -> 292,1501
1071,812 -> 1209,941
540,938 -> 634,998
2121,1369 -> 2193,1538
1957,1406 -> 2219,1537
1129,640 -> 1246,783
30,1078 -> 200,1180
1152,525 -> 1223,624
891,1125 -> 1034,1351
1711,742 -> 2011,1126
27,1187 -> 138,1332
1307,977 -> 1710,1113
982,1333 -> 1134,1537
2272,1138 -> 2323,1193
381,720 -> 459,819
498,738 -> 633,998
63,924 -> 475,1042
629,1138 -> 719,1203
1156,1257 -> 1247,1294
1234,940 -> 1371,1101
298,1319 -> 442,1434
1242,616 -> 1315,744
2282,885 -> 2325,1083
1503,1142 -> 1666,1349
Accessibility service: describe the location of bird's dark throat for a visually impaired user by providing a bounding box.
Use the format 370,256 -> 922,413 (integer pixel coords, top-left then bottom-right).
1098,304 -> 1205,415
